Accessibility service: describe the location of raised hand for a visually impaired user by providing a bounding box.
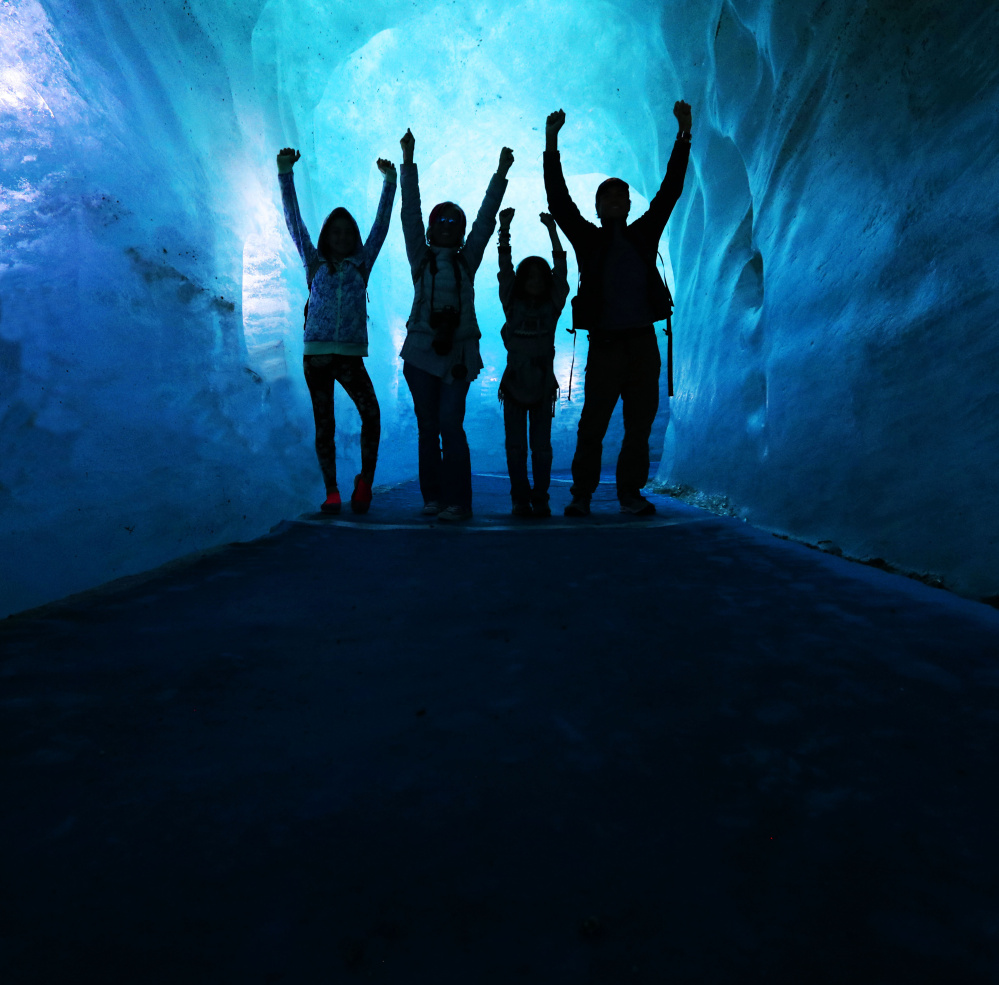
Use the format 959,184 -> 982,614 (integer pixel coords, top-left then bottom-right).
673,100 -> 692,134
400,128 -> 415,164
546,109 -> 565,135
376,158 -> 396,178
539,212 -> 555,229
276,147 -> 301,174
497,146 -> 514,177
499,207 -> 515,227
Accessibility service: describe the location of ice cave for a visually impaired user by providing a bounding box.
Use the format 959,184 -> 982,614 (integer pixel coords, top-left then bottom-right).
1,0 -> 998,616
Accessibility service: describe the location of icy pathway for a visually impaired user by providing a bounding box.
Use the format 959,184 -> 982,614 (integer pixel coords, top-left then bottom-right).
2,473 -> 998,983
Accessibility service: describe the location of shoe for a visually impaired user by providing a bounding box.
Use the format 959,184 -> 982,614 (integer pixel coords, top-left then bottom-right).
511,502 -> 533,517
436,505 -> 473,522
320,490 -> 341,514
422,501 -> 441,515
564,497 -> 590,517
350,474 -> 372,514
619,493 -> 656,516
531,500 -> 552,518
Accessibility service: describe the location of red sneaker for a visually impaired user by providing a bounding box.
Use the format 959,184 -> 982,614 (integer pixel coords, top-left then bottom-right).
320,490 -> 341,514
351,474 -> 372,514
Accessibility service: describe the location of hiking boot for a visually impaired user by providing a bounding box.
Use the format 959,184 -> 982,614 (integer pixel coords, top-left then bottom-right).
531,501 -> 552,518
619,493 -> 656,516
511,502 -> 533,517
436,505 -> 473,522
421,501 -> 441,515
320,490 -> 341,514
564,497 -> 590,517
350,474 -> 372,514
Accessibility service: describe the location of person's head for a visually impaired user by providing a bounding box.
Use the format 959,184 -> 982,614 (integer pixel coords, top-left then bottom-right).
595,177 -> 631,221
514,256 -> 553,301
427,202 -> 466,247
318,207 -> 361,261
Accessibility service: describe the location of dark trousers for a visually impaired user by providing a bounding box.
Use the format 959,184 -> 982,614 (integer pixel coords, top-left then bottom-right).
303,354 -> 380,493
403,361 -> 472,509
570,326 -> 660,500
504,399 -> 554,505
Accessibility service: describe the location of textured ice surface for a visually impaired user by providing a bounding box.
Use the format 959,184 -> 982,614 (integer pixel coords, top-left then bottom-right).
1,0 -> 997,615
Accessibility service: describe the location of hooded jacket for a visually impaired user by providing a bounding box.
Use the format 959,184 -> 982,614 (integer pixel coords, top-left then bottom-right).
496,235 -> 569,406
543,138 -> 690,336
279,170 -> 396,355
399,162 -> 507,382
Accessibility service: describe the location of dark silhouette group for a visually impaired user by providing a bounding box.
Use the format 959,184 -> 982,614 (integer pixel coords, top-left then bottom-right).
276,100 -> 692,520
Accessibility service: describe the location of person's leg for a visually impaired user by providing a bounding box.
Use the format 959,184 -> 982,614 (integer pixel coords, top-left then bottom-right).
504,400 -> 531,506
617,328 -> 661,499
403,361 -> 443,506
528,401 -> 554,509
334,357 -> 381,484
569,340 -> 623,501
303,355 -> 338,495
438,378 -> 472,510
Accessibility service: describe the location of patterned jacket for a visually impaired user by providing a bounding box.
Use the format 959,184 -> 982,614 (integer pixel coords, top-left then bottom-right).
279,170 -> 396,356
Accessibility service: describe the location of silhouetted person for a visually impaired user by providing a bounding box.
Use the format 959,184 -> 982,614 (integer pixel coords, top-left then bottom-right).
398,128 -> 513,521
277,148 -> 396,513
496,208 -> 569,517
544,101 -> 692,516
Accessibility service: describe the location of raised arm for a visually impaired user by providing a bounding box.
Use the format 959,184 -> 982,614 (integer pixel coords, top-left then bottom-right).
361,158 -> 398,272
461,145 -> 513,271
276,147 -> 321,277
540,212 -> 570,314
542,110 -> 594,246
497,207 -> 516,309
398,129 -> 428,269
633,101 -> 693,239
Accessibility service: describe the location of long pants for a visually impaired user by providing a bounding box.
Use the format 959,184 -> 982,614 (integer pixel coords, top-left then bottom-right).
403,361 -> 473,509
303,354 -> 380,494
503,399 -> 553,505
570,325 -> 660,500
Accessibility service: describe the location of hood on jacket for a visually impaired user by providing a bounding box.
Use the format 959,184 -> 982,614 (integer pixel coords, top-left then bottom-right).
318,207 -> 363,262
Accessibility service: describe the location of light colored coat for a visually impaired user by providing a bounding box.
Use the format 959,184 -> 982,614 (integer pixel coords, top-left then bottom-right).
399,162 -> 507,382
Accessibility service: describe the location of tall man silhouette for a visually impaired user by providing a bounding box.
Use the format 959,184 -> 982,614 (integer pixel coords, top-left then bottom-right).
544,101 -> 692,516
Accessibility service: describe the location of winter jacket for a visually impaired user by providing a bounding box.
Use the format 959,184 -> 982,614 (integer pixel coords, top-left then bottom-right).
496,231 -> 569,407
399,162 -> 507,382
279,170 -> 396,356
543,138 -> 690,336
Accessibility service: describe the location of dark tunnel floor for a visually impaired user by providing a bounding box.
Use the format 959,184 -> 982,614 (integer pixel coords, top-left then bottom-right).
2,472 -> 999,984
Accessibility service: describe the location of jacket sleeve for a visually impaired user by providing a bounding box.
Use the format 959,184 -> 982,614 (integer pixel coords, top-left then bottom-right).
633,138 -> 691,241
550,249 -> 570,316
462,171 -> 508,273
278,171 -> 320,284
400,162 -> 428,272
497,225 -> 515,311
543,150 -> 596,249
361,174 -> 397,274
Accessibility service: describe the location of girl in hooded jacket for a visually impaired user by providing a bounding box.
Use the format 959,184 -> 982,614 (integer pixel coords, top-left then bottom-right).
398,128 -> 513,521
496,208 -> 570,517
277,147 -> 396,514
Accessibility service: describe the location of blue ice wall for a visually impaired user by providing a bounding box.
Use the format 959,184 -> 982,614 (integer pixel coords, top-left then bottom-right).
651,0 -> 999,598
1,0 -> 997,616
